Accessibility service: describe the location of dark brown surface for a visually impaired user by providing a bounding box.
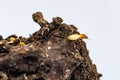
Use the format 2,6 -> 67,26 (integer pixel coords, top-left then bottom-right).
0,12 -> 102,80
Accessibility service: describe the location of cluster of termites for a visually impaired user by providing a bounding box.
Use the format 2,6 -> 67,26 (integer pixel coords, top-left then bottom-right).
0,34 -> 25,46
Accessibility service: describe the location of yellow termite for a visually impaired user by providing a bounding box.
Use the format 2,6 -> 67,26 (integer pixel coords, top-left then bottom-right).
9,37 -> 16,42
19,41 -> 25,46
67,33 -> 88,40
7,37 -> 17,44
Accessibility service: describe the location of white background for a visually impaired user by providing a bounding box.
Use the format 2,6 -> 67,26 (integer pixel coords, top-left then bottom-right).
0,0 -> 120,80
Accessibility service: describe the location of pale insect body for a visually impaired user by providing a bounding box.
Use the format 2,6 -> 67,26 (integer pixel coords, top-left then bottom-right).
67,34 -> 88,40
67,34 -> 80,40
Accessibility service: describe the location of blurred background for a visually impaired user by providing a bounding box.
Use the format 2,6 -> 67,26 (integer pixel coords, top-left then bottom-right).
0,0 -> 120,80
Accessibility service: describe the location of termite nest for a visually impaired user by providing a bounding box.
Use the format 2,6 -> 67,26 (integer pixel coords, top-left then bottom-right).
0,12 -> 102,80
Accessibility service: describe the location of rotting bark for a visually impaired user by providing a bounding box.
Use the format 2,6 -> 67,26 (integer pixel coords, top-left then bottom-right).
0,12 -> 102,80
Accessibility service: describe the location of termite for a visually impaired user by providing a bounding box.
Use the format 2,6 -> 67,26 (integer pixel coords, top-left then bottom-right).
67,33 -> 88,40
19,41 -> 25,46
9,37 -> 16,42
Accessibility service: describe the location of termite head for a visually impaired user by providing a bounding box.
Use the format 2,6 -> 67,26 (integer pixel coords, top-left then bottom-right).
79,34 -> 88,39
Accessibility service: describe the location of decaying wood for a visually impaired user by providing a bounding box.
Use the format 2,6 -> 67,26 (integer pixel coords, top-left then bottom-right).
0,12 -> 102,80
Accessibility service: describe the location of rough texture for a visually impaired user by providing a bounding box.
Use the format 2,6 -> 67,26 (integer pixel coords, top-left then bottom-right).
0,12 -> 102,80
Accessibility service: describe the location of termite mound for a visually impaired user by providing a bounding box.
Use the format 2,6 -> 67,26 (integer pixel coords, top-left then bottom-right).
0,12 -> 102,80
